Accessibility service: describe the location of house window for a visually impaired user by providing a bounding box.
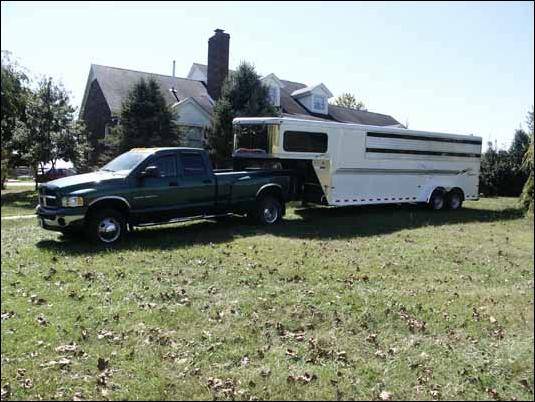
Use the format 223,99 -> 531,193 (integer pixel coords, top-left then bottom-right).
313,95 -> 326,111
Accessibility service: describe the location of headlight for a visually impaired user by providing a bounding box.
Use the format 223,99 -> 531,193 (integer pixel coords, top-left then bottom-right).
61,196 -> 84,207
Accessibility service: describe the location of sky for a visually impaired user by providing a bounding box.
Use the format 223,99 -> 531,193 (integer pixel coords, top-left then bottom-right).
1,1 -> 533,149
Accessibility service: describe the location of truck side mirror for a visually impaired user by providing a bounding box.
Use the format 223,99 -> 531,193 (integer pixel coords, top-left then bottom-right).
140,165 -> 159,178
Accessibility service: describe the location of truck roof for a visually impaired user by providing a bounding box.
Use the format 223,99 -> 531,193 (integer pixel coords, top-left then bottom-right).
129,147 -> 204,153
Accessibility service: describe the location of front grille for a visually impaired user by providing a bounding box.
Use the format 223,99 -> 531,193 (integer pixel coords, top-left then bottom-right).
39,187 -> 58,208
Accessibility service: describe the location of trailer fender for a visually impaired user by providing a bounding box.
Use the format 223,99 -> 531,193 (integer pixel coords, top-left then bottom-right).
421,186 -> 447,203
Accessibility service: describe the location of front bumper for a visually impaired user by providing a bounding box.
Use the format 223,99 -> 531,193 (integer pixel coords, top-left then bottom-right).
36,205 -> 86,231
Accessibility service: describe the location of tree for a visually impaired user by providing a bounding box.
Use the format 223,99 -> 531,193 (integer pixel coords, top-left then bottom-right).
331,92 -> 366,110
521,106 -> 534,212
509,128 -> 530,166
1,51 -> 30,188
100,78 -> 180,164
480,108 -> 533,198
206,62 -> 277,167
11,77 -> 91,189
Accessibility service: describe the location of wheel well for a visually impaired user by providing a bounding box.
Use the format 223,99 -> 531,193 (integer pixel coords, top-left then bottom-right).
428,187 -> 446,202
86,199 -> 130,220
257,186 -> 285,215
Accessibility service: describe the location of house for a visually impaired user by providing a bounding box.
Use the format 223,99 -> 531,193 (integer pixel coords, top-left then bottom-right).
79,29 -> 402,164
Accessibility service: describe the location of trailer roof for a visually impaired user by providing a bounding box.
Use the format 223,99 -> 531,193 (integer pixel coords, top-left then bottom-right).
233,117 -> 482,142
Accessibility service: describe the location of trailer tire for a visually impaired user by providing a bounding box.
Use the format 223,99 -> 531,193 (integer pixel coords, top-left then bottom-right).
85,208 -> 126,245
429,190 -> 446,211
254,195 -> 283,225
446,190 -> 463,210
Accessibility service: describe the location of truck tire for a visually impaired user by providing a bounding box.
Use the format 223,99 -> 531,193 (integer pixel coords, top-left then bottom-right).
254,195 -> 283,225
446,190 -> 463,210
86,208 -> 126,245
428,190 -> 446,211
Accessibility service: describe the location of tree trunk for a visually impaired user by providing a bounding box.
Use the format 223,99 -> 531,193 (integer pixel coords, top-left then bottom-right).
35,164 -> 39,191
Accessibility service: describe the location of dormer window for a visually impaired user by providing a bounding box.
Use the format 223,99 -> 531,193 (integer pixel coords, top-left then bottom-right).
261,73 -> 284,108
313,95 -> 326,111
291,83 -> 333,115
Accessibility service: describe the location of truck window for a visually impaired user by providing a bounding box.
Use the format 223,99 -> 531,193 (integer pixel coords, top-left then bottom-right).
283,131 -> 328,153
181,153 -> 207,176
154,155 -> 177,177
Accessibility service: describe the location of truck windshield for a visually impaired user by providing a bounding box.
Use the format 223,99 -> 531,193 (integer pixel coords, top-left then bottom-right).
234,123 -> 280,156
101,151 -> 150,174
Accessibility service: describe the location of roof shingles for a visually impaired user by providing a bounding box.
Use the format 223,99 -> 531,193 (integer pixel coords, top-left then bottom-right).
84,63 -> 400,127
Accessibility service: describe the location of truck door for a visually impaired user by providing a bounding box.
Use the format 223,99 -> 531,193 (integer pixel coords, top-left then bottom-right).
177,150 -> 217,216
131,153 -> 183,217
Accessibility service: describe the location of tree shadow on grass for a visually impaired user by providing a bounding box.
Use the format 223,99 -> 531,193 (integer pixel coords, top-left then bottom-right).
35,202 -> 526,256
1,190 -> 38,212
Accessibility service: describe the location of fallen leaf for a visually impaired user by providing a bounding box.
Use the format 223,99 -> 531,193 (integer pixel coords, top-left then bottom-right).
36,315 -> 48,326
20,379 -> 33,389
97,358 -> 109,371
1,311 -> 15,321
374,350 -> 386,359
15,368 -> 26,379
287,372 -> 317,384
379,390 -> 392,401
285,349 -> 299,360
1,384 -> 11,400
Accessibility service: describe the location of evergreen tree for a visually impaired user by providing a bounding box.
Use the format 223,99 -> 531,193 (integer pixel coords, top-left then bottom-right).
207,62 -> 277,167
100,77 -> 180,164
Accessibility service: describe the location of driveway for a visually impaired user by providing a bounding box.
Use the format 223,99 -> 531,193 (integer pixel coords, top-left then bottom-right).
4,180 -> 36,187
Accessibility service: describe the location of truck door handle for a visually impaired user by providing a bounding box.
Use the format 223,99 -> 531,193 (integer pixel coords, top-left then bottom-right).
203,179 -> 212,184
169,182 -> 178,186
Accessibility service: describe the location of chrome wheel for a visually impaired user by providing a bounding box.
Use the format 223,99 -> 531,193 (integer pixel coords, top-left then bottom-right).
263,206 -> 278,224
98,217 -> 121,243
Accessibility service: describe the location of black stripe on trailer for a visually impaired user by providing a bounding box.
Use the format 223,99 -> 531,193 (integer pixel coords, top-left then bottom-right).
367,131 -> 482,145
366,148 -> 481,158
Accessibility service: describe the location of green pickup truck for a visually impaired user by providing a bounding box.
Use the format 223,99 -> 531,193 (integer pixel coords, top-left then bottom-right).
36,147 -> 297,244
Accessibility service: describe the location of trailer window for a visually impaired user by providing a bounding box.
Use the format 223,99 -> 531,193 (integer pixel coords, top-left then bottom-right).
234,124 -> 269,152
283,131 -> 328,153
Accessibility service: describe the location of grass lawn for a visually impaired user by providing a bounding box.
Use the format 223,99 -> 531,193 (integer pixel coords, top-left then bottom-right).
1,189 -> 533,400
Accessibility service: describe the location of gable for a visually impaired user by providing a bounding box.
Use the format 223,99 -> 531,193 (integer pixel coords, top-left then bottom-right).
172,98 -> 212,127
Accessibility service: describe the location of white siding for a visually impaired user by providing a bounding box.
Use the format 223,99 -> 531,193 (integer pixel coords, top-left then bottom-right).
175,102 -> 210,127
187,66 -> 207,83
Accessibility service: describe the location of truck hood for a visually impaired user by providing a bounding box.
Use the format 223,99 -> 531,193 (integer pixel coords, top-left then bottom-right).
43,171 -> 127,191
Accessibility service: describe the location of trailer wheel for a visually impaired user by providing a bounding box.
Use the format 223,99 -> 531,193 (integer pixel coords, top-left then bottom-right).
429,190 -> 446,211
446,190 -> 463,210
254,195 -> 283,225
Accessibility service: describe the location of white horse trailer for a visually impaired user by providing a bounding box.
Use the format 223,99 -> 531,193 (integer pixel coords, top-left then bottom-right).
232,117 -> 482,210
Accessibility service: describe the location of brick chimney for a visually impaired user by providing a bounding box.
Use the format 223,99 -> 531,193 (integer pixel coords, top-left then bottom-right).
207,28 -> 230,101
